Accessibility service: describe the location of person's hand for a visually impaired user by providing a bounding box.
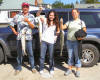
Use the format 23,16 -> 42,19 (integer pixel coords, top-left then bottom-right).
54,36 -> 57,43
14,32 -> 18,35
40,17 -> 44,23
39,6 -> 43,11
24,17 -> 29,23
77,37 -> 84,40
60,18 -> 63,30
60,18 -> 63,25
56,31 -> 60,36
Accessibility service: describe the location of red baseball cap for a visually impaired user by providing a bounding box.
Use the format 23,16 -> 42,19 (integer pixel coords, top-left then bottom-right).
22,2 -> 29,7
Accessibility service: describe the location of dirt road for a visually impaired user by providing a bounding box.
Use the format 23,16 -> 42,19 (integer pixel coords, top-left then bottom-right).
0,59 -> 100,80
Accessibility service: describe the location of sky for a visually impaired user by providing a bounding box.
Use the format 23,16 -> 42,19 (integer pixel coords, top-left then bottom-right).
43,0 -> 81,4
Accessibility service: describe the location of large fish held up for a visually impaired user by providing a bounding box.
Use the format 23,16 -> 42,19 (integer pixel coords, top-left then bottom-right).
20,27 -> 28,56
34,15 -> 46,45
59,18 -> 64,56
34,18 -> 41,43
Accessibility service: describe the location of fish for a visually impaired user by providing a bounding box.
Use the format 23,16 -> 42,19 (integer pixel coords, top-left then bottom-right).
37,19 -> 41,44
60,18 -> 64,56
35,17 -> 42,45
20,27 -> 28,56
59,30 -> 64,56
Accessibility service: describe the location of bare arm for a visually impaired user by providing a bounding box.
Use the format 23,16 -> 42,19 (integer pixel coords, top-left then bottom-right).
61,24 -> 67,30
10,26 -> 18,35
36,6 -> 43,17
25,8 -> 43,29
60,18 -> 67,30
24,17 -> 35,29
83,27 -> 86,32
36,10 -> 42,17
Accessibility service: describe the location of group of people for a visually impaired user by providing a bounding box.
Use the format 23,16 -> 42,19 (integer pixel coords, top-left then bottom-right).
10,2 -> 86,77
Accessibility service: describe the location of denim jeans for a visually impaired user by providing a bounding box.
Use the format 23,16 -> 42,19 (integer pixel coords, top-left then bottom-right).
66,40 -> 81,68
16,40 -> 35,70
40,41 -> 54,71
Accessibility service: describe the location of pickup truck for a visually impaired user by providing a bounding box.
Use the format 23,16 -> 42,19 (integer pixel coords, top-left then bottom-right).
0,8 -> 100,67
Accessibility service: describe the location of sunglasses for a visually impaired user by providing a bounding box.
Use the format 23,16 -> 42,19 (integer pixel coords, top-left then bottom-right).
22,6 -> 29,8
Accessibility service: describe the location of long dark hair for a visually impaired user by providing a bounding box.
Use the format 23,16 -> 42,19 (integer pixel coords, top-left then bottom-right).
47,10 -> 59,32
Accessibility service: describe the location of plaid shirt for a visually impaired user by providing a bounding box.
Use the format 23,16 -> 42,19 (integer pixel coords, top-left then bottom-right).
10,12 -> 35,40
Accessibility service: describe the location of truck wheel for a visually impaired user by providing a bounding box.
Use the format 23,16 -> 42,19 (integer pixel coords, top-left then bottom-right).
81,44 -> 99,67
0,47 -> 4,64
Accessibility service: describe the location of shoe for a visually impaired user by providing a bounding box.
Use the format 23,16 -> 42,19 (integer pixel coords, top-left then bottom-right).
75,71 -> 80,77
64,69 -> 72,76
50,70 -> 54,75
14,70 -> 21,75
39,70 -> 44,75
32,69 -> 36,73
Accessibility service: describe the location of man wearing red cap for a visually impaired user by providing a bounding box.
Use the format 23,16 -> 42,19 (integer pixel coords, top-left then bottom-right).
10,2 -> 36,75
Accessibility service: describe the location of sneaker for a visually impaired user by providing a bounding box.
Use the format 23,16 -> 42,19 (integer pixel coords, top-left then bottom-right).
75,71 -> 80,77
40,70 -> 44,75
14,70 -> 21,75
50,70 -> 54,75
64,69 -> 72,76
32,69 -> 36,73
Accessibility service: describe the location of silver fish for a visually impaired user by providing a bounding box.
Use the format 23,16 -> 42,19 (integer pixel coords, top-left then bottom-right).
60,18 -> 64,56
37,19 -> 41,44
35,17 -> 42,45
59,30 -> 64,56
20,27 -> 27,56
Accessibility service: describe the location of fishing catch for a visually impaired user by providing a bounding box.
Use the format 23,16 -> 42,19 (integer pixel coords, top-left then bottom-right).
60,18 -> 64,56
20,27 -> 28,56
34,18 -> 41,43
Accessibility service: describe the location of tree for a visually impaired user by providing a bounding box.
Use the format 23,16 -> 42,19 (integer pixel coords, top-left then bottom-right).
85,0 -> 98,3
0,0 -> 3,4
52,1 -> 64,8
96,2 -> 100,4
52,1 -> 72,8
71,3 -> 74,8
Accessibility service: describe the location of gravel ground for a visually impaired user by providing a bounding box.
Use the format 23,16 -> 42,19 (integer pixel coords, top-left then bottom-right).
0,58 -> 100,80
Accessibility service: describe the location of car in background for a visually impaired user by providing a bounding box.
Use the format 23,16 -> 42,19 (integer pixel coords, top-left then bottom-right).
0,8 -> 100,67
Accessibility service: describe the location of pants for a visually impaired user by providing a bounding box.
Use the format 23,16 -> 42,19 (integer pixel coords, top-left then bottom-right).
66,40 -> 81,68
40,41 -> 54,71
16,40 -> 35,70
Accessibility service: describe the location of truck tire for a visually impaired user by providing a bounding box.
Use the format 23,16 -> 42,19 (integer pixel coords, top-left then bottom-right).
81,44 -> 99,67
0,47 -> 4,64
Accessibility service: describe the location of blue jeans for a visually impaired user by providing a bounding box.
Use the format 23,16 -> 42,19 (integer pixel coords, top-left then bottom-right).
66,40 -> 81,68
40,41 -> 54,71
16,40 -> 35,71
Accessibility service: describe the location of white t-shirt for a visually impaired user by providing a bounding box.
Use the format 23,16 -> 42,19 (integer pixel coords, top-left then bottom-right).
42,23 -> 56,44
65,19 -> 86,41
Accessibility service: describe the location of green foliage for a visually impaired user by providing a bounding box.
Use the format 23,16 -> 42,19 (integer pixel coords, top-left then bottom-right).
52,1 -> 73,8
0,0 -> 3,4
96,2 -> 100,4
85,0 -> 98,3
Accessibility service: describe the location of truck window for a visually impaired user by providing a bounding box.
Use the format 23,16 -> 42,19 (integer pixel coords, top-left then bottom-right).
57,12 -> 68,24
30,11 -> 45,17
80,12 -> 100,28
69,12 -> 73,21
